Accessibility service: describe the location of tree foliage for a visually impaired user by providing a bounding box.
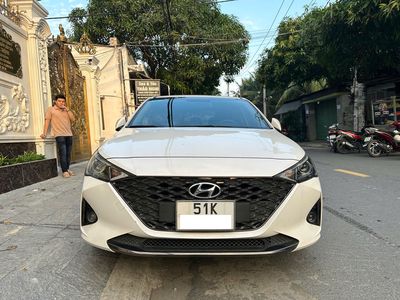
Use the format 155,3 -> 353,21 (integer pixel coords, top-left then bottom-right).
68,0 -> 249,95
256,16 -> 326,90
310,0 -> 400,83
276,80 -> 327,108
239,75 -> 262,107
380,0 -> 400,15
255,0 -> 400,109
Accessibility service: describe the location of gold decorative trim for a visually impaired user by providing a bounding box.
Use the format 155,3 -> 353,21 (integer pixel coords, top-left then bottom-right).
0,1 -> 23,26
57,24 -> 67,42
74,32 -> 96,55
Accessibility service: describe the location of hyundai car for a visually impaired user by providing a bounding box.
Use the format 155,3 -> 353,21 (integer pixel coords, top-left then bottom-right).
81,95 -> 322,256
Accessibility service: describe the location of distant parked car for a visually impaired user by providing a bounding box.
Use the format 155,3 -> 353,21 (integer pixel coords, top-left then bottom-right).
81,96 -> 322,256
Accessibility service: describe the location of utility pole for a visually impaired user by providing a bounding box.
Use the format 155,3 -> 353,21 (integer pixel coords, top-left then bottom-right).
352,67 -> 365,131
262,84 -> 266,116
235,80 -> 241,97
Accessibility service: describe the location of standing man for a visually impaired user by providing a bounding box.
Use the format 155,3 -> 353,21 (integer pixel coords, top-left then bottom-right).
40,94 -> 75,178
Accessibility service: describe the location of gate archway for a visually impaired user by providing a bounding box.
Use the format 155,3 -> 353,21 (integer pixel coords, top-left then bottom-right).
48,41 -> 91,162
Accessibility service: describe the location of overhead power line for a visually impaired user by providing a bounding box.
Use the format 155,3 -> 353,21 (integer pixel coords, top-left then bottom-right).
46,0 -> 238,20
125,38 -> 247,48
324,0 -> 332,8
46,16 -> 71,20
240,0 -> 296,76
308,0 -> 317,7
239,0 -> 286,75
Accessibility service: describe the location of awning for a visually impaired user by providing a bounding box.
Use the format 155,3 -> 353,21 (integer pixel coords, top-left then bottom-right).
302,92 -> 346,104
274,100 -> 302,115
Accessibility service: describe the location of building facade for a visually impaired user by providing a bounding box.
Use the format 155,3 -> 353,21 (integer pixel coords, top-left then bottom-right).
0,0 -> 151,167
69,36 -> 150,152
0,0 -> 55,159
275,78 -> 400,141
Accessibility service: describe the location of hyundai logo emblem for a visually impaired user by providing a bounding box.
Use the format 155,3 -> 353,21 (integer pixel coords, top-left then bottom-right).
189,182 -> 222,199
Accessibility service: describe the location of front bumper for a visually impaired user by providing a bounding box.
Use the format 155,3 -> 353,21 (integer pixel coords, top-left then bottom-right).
107,234 -> 299,256
81,176 -> 322,255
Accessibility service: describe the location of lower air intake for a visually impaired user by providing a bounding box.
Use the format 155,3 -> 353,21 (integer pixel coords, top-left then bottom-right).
107,234 -> 298,253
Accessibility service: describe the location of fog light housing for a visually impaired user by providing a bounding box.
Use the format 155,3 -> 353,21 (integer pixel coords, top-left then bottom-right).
306,199 -> 321,226
81,198 -> 98,225
307,211 -> 318,224
86,211 -> 97,223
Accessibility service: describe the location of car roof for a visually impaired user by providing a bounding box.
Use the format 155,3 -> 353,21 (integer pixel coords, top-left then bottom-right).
147,95 -> 246,101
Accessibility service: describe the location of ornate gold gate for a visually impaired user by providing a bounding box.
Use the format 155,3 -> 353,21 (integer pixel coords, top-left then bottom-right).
48,40 -> 91,162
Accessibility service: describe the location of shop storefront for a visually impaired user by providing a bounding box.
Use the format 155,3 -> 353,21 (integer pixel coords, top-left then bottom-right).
371,97 -> 399,125
366,82 -> 399,126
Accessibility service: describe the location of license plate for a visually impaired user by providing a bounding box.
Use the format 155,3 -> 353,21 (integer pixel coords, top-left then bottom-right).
364,136 -> 371,142
329,135 -> 336,140
176,201 -> 235,231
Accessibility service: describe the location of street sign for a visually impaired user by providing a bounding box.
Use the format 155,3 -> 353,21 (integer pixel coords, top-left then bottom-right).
134,79 -> 160,105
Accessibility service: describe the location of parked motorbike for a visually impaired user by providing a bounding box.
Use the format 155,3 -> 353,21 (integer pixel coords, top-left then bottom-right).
326,123 -> 340,152
367,121 -> 400,157
336,126 -> 378,154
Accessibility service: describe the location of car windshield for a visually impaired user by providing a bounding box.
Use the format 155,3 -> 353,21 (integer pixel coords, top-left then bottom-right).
128,97 -> 271,129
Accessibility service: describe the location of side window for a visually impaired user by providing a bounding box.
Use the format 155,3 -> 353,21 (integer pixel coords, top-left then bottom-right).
129,100 -> 169,127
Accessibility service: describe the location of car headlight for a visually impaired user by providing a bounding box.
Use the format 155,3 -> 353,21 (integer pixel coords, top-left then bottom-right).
276,156 -> 317,183
85,152 -> 128,182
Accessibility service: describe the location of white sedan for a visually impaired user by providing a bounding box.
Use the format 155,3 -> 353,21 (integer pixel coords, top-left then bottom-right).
81,96 -> 322,255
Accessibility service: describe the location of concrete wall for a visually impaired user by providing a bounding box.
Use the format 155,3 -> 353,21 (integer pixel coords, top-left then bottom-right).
337,94 -> 354,130
305,103 -> 317,141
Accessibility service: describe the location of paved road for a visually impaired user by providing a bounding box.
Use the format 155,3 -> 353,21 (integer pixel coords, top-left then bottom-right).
0,149 -> 399,299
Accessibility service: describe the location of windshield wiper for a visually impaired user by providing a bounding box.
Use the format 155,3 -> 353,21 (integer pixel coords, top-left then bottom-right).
128,125 -> 160,128
174,125 -> 219,127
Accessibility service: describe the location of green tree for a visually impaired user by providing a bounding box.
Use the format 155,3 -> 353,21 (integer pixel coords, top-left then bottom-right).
256,16 -> 326,91
253,16 -> 325,114
68,0 -> 249,95
380,0 -> 400,15
276,80 -> 327,108
255,0 -> 400,112
239,75 -> 262,105
68,7 -> 87,42
306,0 -> 400,84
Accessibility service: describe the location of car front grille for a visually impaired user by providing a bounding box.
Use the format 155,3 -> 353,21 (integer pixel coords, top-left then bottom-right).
111,176 -> 295,231
107,234 -> 299,253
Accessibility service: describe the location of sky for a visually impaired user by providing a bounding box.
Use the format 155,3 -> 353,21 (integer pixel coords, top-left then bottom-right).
40,0 -> 329,95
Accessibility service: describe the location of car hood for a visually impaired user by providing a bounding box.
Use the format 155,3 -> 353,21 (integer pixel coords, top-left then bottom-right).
97,128 -> 305,177
101,128 -> 304,160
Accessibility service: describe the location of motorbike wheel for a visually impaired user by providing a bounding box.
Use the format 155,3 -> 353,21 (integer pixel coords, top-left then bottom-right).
333,143 -> 338,153
329,142 -> 338,152
336,139 -> 350,154
367,140 -> 383,157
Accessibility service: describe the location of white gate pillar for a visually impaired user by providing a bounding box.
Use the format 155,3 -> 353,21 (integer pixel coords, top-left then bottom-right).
75,56 -> 103,153
25,18 -> 55,158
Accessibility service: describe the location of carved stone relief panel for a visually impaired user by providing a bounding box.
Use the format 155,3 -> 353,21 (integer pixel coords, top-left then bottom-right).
0,84 -> 30,134
38,39 -> 49,100
35,19 -> 51,106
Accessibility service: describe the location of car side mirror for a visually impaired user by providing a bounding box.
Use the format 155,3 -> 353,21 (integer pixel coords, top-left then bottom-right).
271,118 -> 282,131
115,117 -> 127,132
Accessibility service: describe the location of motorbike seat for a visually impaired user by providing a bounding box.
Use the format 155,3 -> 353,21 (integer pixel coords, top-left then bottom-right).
379,129 -> 397,135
